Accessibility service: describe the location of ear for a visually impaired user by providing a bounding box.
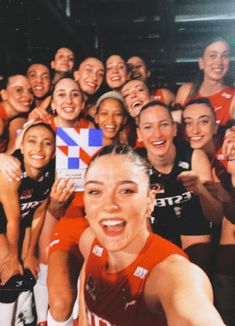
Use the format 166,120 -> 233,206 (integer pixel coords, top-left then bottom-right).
214,121 -> 219,135
172,121 -> 177,137
198,57 -> 204,70
51,100 -> 56,115
73,70 -> 79,81
136,127 -> 143,142
1,89 -> 8,101
94,113 -> 98,125
145,189 -> 156,218
122,116 -> 127,127
51,60 -> 55,70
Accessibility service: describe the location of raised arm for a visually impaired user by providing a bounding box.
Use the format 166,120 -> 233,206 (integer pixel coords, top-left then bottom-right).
145,255 -> 225,326
178,149 -> 223,223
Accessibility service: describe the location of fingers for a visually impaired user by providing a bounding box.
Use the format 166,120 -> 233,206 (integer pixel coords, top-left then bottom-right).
27,107 -> 50,124
51,178 -> 76,202
0,154 -> 22,181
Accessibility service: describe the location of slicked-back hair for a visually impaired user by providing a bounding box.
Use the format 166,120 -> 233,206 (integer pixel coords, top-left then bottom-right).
137,100 -> 173,126
86,144 -> 150,189
184,97 -> 216,122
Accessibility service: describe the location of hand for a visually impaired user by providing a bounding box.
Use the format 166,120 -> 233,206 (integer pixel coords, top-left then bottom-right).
48,178 -> 76,218
27,106 -> 50,124
0,255 -> 23,285
177,171 -> 203,195
204,180 -> 231,203
222,126 -> 235,161
0,154 -> 22,181
23,254 -> 39,280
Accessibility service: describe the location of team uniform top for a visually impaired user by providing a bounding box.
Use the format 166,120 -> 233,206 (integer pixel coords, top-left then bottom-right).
183,86 -> 235,126
136,144 -> 212,247
0,150 -> 55,233
0,104 -> 10,152
84,233 -> 188,326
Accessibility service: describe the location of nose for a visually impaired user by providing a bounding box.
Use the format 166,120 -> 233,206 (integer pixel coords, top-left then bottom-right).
35,141 -> 43,152
36,75 -> 43,84
103,191 -> 119,212
191,122 -> 200,134
65,93 -> 72,104
152,124 -> 163,138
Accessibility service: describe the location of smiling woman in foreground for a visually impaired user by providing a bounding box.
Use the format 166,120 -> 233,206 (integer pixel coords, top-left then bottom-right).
70,145 -> 225,326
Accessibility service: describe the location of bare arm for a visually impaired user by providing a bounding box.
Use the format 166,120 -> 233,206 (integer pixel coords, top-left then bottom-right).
174,83 -> 192,106
145,255 -> 225,326
178,149 -> 223,223
6,116 -> 27,154
0,171 -> 23,283
23,198 -> 49,278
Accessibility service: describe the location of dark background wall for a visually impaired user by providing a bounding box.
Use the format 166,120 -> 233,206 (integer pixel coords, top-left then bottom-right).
0,0 -> 235,92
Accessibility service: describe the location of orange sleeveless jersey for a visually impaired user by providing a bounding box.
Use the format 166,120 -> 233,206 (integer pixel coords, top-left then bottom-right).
152,89 -> 165,103
85,233 -> 188,326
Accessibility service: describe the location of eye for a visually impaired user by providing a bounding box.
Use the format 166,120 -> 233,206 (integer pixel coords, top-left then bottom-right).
119,187 -> 135,194
200,119 -> 209,125
72,91 -> 81,97
15,87 -> 23,94
87,189 -> 101,196
29,73 -> 36,79
57,92 -> 65,97
143,125 -> 151,130
160,122 -> 169,128
42,74 -> 50,80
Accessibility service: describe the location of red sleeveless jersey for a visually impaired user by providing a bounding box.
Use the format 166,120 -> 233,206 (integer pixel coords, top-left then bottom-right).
192,87 -> 234,126
85,233 -> 188,326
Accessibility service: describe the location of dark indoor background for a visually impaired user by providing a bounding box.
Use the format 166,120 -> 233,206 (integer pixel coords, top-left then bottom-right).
0,0 -> 235,92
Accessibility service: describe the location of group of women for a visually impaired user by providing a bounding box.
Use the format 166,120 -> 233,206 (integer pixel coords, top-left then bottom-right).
0,36 -> 234,326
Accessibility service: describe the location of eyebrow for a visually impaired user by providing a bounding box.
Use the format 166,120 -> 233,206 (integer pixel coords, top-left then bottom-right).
184,115 -> 210,119
85,180 -> 137,186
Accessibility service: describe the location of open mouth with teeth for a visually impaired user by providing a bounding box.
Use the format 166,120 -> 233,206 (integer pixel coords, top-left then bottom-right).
100,219 -> 127,236
152,140 -> 166,147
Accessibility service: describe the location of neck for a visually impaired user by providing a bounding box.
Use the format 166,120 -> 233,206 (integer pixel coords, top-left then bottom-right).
106,228 -> 149,273
24,164 -> 44,181
148,144 -> 176,173
203,139 -> 216,159
2,101 -> 18,119
55,116 -> 76,128
200,79 -> 224,96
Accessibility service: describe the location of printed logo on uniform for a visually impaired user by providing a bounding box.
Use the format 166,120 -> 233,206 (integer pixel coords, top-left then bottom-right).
222,92 -> 232,99
151,183 -> 165,193
133,266 -> 148,279
214,106 -> 222,112
178,161 -> 189,169
85,274 -> 97,301
92,245 -> 103,257
20,189 -> 33,200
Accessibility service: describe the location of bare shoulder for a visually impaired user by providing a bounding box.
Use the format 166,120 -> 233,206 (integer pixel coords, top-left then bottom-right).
79,226 -> 96,260
175,82 -> 193,105
144,254 -> 212,313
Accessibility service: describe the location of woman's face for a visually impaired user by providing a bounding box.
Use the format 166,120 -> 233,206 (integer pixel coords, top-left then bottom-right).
121,80 -> 150,118
106,55 -> 128,90
95,98 -> 126,142
74,58 -> 104,96
137,105 -> 176,158
127,56 -> 150,82
199,40 -> 230,82
52,78 -> 83,122
5,75 -> 33,113
21,125 -> 55,171
84,154 -> 154,252
51,47 -> 75,74
183,103 -> 217,149
27,64 -> 51,99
